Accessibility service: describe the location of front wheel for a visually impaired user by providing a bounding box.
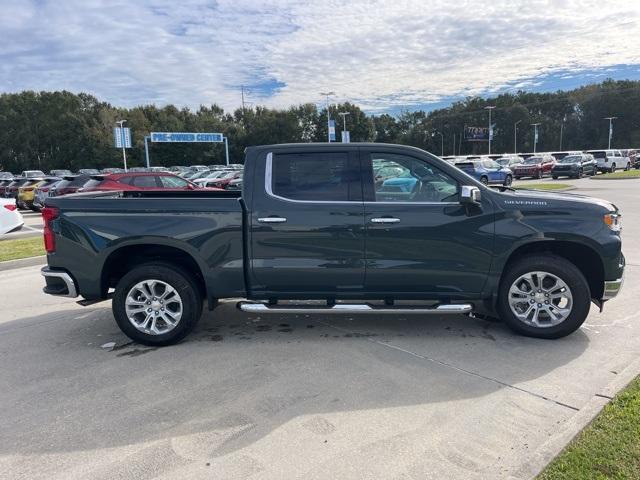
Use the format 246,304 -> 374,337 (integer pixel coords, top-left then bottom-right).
503,175 -> 513,186
552,175 -> 558,180
497,255 -> 591,339
610,163 -> 616,173
113,263 -> 203,346
536,169 -> 543,179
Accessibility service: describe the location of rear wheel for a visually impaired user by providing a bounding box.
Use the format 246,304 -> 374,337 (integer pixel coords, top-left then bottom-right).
497,255 -> 591,339
113,263 -> 203,346
610,163 -> 616,173
480,176 -> 489,185
551,175 -> 558,180
503,175 -> 513,186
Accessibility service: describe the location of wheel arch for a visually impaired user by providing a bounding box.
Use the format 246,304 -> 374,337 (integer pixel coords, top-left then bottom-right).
101,242 -> 211,307
499,240 -> 604,300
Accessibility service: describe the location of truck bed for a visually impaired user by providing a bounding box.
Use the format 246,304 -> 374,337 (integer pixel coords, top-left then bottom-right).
45,190 -> 246,303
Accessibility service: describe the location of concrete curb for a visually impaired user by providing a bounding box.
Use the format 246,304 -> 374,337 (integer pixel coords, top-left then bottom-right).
0,255 -> 46,272
515,185 -> 577,192
514,356 -> 640,479
590,176 -> 640,180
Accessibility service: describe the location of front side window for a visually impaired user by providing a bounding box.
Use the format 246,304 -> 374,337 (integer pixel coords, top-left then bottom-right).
369,153 -> 458,203
160,176 -> 189,188
271,152 -> 359,201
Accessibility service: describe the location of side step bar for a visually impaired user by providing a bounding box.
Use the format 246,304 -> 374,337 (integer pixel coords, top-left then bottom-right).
237,301 -> 473,315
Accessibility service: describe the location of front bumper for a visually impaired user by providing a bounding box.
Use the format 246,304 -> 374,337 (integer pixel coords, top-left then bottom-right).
41,266 -> 78,298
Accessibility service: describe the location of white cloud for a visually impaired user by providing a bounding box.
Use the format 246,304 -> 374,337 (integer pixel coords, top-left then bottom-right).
1,0 -> 639,111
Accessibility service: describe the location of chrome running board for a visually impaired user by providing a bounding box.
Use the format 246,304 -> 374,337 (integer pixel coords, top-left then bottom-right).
237,301 -> 473,315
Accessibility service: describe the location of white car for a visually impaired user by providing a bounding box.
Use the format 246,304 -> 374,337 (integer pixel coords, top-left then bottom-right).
0,198 -> 24,234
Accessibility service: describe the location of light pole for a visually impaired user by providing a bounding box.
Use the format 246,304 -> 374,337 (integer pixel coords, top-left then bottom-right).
320,91 -> 335,142
559,115 -> 566,150
531,123 -> 541,153
116,119 -> 127,171
338,111 -> 350,143
514,120 -> 521,154
484,106 -> 495,154
604,117 -> 617,149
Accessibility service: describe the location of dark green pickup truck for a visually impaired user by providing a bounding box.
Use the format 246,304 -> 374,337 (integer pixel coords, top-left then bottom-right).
41,143 -> 624,345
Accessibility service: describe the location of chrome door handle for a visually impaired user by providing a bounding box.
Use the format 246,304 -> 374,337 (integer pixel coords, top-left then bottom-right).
370,217 -> 400,224
258,217 -> 287,223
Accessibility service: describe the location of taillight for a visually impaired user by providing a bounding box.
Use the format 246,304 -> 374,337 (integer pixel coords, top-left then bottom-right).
41,187 -> 50,192
3,204 -> 17,211
41,207 -> 59,253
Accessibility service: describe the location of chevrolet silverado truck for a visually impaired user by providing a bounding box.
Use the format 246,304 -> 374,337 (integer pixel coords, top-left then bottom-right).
40,143 -> 625,346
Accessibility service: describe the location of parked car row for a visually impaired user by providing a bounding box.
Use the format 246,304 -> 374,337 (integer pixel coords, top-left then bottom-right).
441,148 -> 636,182
0,171 -> 228,211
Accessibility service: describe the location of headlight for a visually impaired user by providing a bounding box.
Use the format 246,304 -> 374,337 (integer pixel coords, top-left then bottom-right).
604,213 -> 622,232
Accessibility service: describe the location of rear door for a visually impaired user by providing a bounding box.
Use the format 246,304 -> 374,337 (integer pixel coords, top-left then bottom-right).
250,148 -> 365,294
362,148 -> 495,296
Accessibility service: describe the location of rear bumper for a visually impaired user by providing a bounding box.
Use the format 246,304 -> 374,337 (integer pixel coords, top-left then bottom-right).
41,266 -> 78,298
603,277 -> 624,300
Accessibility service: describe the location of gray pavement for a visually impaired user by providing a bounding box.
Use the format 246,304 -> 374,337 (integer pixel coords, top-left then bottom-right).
1,178 -> 639,479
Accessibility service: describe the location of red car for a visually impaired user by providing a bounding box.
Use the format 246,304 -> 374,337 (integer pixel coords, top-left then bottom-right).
512,154 -> 556,179
79,172 -> 220,192
201,171 -> 243,189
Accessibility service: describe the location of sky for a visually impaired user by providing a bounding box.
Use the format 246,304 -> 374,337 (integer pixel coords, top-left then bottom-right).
2,0 -> 639,113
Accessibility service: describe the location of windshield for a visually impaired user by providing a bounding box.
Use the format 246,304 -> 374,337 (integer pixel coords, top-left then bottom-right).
560,156 -> 582,163
523,157 -> 543,164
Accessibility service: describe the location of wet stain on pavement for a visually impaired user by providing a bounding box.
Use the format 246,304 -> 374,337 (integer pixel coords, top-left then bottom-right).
116,347 -> 158,357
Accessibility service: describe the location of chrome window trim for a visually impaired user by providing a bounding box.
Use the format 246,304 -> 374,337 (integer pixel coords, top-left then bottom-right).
265,152 -> 462,207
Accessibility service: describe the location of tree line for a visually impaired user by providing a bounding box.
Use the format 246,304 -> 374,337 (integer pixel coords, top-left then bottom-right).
0,79 -> 638,172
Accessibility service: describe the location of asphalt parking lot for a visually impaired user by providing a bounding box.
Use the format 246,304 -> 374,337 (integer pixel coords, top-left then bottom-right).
1,177 -> 639,479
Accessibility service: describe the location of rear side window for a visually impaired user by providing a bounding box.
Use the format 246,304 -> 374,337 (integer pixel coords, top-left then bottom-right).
271,152 -> 359,201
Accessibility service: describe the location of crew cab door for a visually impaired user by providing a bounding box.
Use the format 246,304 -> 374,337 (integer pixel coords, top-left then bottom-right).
362,148 -> 494,296
249,148 -> 365,294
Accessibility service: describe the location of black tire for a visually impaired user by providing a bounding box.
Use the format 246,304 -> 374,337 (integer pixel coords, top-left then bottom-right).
497,254 -> 591,339
551,175 -> 558,180
113,263 -> 203,346
610,163 -> 616,173
503,175 -> 513,186
577,168 -> 583,178
536,169 -> 543,179
480,176 -> 489,185
515,176 -> 521,180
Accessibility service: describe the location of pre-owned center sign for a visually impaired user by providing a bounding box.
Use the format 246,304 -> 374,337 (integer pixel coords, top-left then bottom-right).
147,131 -> 230,166
150,132 -> 224,143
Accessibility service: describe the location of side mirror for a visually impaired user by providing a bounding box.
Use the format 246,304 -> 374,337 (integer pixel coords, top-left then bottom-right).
460,185 -> 481,205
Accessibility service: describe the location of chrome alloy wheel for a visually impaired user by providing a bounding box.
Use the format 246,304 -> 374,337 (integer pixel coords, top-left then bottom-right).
125,280 -> 183,335
508,271 -> 573,328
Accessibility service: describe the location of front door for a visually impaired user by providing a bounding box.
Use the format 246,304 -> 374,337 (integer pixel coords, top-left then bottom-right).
250,149 -> 365,295
363,149 -> 495,296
